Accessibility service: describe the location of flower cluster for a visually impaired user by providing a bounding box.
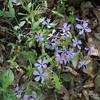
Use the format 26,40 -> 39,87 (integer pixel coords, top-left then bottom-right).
33,57 -> 48,83
35,32 -> 44,42
42,18 -> 55,28
72,37 -> 82,49
34,57 -> 48,69
15,84 -> 23,99
76,18 -> 91,35
33,68 -> 48,83
78,60 -> 86,69
32,17 -> 92,84
53,23 -> 71,39
55,49 -> 75,65
14,84 -> 36,100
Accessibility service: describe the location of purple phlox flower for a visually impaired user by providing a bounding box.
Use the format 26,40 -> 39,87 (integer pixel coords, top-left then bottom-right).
55,49 -> 75,65
28,97 -> 35,100
15,84 -> 23,99
62,23 -> 71,33
72,37 -> 82,49
55,51 -> 67,65
45,36 -> 58,50
15,84 -> 20,92
34,58 -> 48,69
49,35 -> 57,43
76,22 -> 91,35
54,28 -> 70,39
42,18 -> 55,28
55,23 -> 71,39
33,68 -> 48,83
85,45 -> 97,55
23,95 -> 35,100
23,91 -> 36,100
78,60 -> 86,69
61,49 -> 75,63
55,44 -> 62,51
23,95 -> 29,100
35,32 -> 44,42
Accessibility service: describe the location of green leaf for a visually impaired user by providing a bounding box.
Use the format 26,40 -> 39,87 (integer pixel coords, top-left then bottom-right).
0,69 -> 14,89
61,34 -> 72,48
65,35 -> 72,46
25,65 -> 33,76
3,89 -> 17,100
21,50 -> 36,63
26,37 -> 35,48
52,10 -> 64,17
8,0 -> 15,17
0,0 -> 15,18
31,18 -> 44,32
0,10 -> 14,17
61,73 -> 74,82
19,21 -> 26,27
52,73 -> 61,91
68,15 -> 75,24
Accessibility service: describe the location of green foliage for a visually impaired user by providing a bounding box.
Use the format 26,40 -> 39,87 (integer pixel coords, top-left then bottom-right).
26,36 -> 35,48
31,18 -> 44,32
52,10 -> 64,17
0,69 -> 14,89
21,50 -> 36,63
68,15 -> 75,24
61,73 -> 74,82
52,73 -> 61,91
3,89 -> 17,100
0,87 -> 17,100
0,0 -> 15,17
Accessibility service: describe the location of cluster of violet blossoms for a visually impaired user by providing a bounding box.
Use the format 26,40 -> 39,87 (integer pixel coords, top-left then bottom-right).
53,22 -> 71,40
42,18 -> 56,28
55,49 -> 75,65
33,57 -> 48,83
14,84 -> 36,100
34,18 -> 92,77
44,22 -> 72,50
35,32 -> 44,42
76,18 -> 91,35
72,37 -> 82,49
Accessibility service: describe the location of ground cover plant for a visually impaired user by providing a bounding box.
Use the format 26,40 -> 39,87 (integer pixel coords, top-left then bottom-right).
0,0 -> 100,100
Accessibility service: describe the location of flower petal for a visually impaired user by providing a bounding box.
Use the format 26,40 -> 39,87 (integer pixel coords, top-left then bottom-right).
34,76 -> 40,82
83,22 -> 88,28
79,30 -> 84,35
34,63 -> 40,67
63,23 -> 67,29
42,64 -> 47,68
38,59 -> 42,63
76,24 -> 83,29
23,95 -> 29,100
33,71 -> 39,76
85,28 -> 91,33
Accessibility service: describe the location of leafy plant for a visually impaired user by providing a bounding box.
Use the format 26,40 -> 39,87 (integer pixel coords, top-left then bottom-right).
52,73 -> 61,91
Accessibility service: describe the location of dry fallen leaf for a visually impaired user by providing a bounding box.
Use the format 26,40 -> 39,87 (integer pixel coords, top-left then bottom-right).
83,78 -> 94,88
83,61 -> 96,78
63,66 -> 79,76
82,90 -> 89,100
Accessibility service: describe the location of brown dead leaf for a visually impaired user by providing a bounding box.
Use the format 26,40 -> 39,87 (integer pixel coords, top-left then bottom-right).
83,78 -> 94,88
59,86 -> 70,100
63,66 -> 79,76
82,90 -> 89,100
83,61 -> 96,78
